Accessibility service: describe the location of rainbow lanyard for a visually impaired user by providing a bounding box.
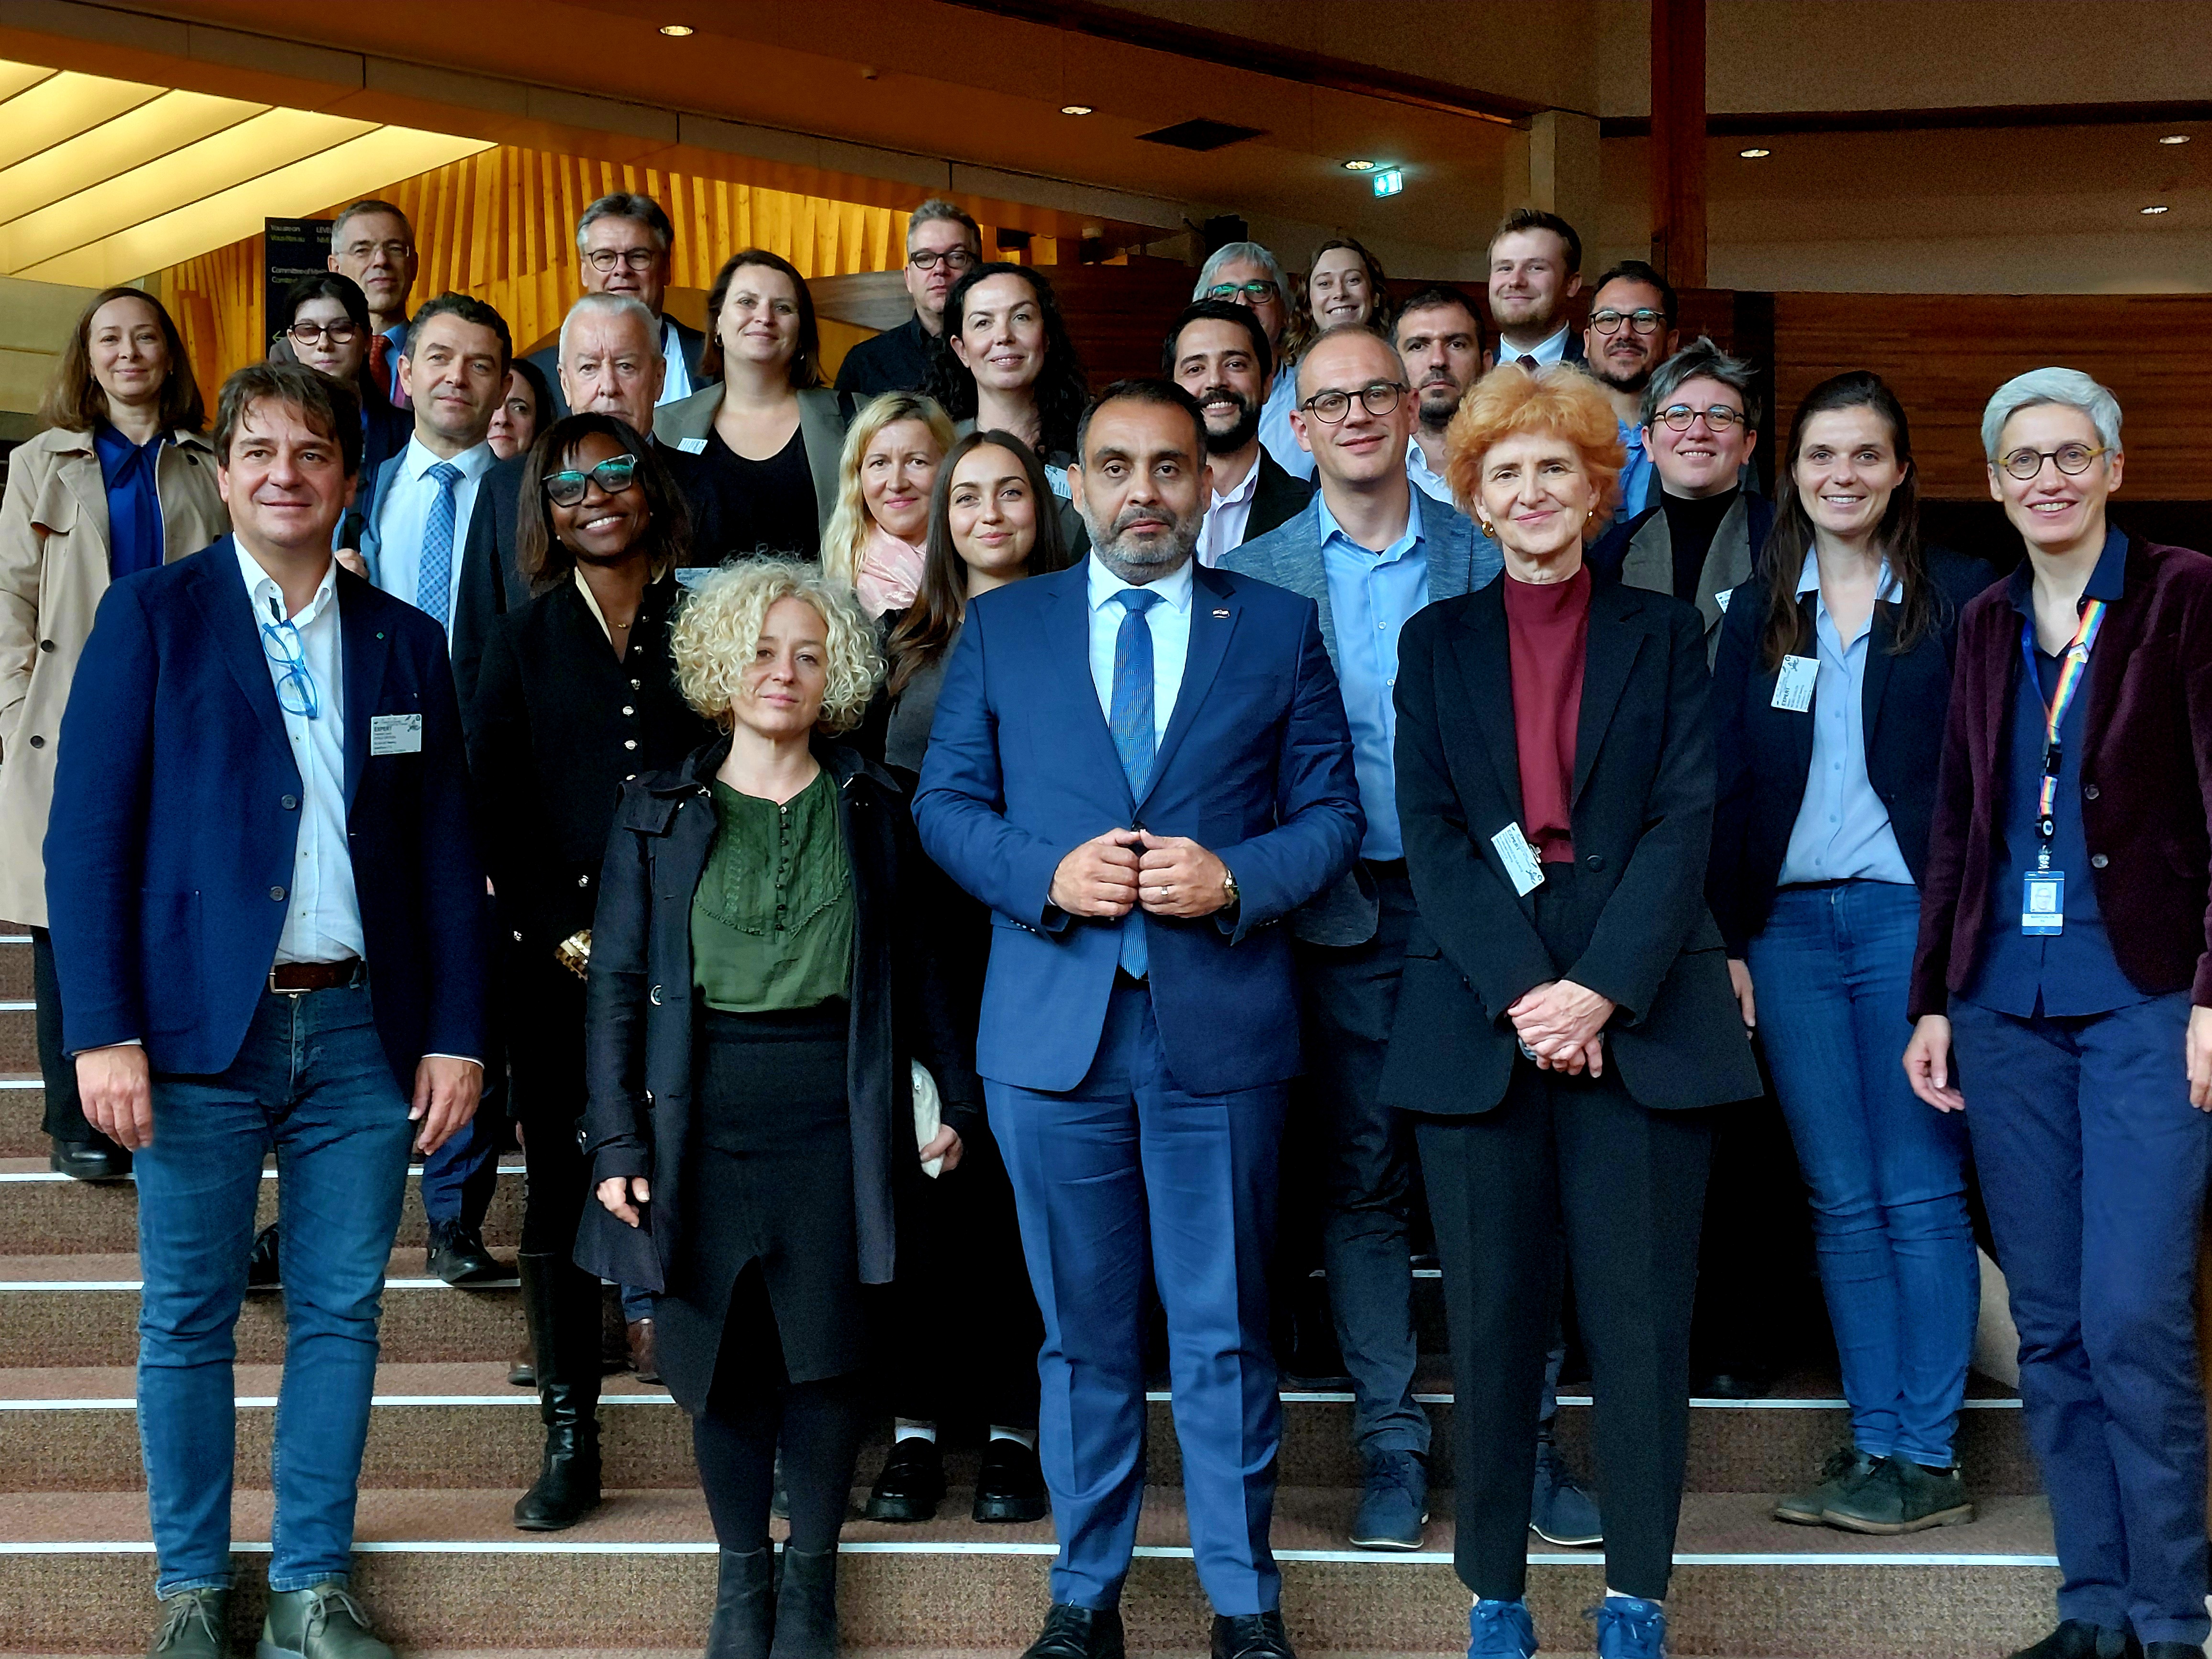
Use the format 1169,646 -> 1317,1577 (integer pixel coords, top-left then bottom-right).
2019,597 -> 2108,872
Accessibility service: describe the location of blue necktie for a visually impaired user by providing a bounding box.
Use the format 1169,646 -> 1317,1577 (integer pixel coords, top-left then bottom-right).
417,461 -> 462,628
1109,587 -> 1162,977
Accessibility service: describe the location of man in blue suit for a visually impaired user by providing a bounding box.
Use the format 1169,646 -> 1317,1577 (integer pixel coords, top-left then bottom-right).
46,361 -> 486,1659
1221,323 -> 1504,1552
916,379 -> 1363,1659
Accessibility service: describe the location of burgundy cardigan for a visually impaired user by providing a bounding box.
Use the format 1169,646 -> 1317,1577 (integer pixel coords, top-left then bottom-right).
1909,537 -> 2212,1017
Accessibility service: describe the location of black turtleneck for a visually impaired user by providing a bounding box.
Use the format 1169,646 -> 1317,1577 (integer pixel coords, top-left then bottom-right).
1660,485 -> 1740,601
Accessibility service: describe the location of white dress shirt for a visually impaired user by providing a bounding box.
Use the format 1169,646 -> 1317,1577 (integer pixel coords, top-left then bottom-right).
235,543 -> 364,965
1198,450 -> 1264,567
658,315 -> 693,406
1495,323 -> 1573,367
1257,369 -> 1315,482
370,436 -> 498,638
1085,552 -> 1194,748
1406,436 -> 1456,506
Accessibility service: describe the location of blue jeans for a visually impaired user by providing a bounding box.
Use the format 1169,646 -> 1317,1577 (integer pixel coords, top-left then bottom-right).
1747,882 -> 1977,1464
134,981 -> 415,1596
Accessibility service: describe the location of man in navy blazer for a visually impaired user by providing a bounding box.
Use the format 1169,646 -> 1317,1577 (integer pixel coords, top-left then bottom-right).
916,380 -> 1362,1659
45,362 -> 485,1659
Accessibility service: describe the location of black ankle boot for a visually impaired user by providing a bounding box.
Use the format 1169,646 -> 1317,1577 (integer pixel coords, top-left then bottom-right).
704,1546 -> 776,1659
513,1252 -> 603,1530
768,1545 -> 838,1659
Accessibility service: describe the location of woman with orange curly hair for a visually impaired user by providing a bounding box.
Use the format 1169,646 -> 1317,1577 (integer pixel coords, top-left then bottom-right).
1377,365 -> 1760,1659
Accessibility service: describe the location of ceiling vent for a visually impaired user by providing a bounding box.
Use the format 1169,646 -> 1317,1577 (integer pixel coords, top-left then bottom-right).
1136,118 -> 1265,152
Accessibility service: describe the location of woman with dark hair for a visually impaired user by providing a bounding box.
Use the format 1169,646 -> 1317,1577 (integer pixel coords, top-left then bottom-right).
925,263 -> 1089,491
270,272 -> 411,480
654,249 -> 847,561
1286,236 -> 1394,361
488,357 -> 554,462
0,286 -> 225,1185
466,411 -> 713,1533
1708,373 -> 1993,1537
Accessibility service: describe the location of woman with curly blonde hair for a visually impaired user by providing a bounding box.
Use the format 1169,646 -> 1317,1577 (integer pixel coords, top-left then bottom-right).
579,560 -> 979,1659
1380,364 -> 1759,1659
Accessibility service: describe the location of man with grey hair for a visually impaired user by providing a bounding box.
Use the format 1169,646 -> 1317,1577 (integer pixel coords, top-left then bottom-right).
1590,337 -> 1770,661
327,199 -> 420,407
524,192 -> 710,419
1194,239 -> 1312,483
836,198 -> 984,396
1906,367 -> 2212,1659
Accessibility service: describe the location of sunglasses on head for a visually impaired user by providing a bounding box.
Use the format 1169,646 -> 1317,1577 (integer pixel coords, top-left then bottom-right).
542,454 -> 639,507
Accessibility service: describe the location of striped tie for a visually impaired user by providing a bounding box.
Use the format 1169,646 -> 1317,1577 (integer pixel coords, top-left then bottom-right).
417,462 -> 462,629
1108,587 -> 1162,977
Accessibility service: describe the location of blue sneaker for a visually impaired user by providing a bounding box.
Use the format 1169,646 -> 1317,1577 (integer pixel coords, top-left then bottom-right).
1348,1449 -> 1427,1549
1467,1597 -> 1537,1659
1590,1594 -> 1667,1659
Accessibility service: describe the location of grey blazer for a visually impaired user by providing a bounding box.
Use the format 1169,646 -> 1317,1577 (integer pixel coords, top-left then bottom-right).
1598,491 -> 1775,665
1222,487 -> 1503,946
651,383 -> 847,539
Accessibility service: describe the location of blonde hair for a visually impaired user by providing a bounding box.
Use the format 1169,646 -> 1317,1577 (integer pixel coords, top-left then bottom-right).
671,561 -> 883,736
1444,363 -> 1626,536
820,392 -> 957,589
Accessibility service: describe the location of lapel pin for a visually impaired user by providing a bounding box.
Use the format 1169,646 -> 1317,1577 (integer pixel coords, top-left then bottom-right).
1213,607 -> 1230,618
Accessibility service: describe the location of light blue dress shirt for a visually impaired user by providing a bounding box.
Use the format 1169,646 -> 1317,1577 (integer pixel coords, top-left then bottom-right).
1258,369 -> 1314,482
1317,490 -> 1429,861
1406,437 -> 1455,506
1777,550 -> 1914,888
657,315 -> 693,405
370,437 -> 497,639
1616,418 -> 1655,521
1085,552 -> 1192,752
1495,324 -> 1573,367
233,543 -> 365,964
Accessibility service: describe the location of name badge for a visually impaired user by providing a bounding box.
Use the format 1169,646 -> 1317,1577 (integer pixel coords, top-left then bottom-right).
1714,587 -> 1733,613
676,436 -> 708,455
368,713 -> 422,755
1771,654 -> 1818,713
1490,824 -> 1546,897
2022,869 -> 2065,935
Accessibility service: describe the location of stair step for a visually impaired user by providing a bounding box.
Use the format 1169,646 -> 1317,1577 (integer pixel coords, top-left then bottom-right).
0,1074 -> 43,1159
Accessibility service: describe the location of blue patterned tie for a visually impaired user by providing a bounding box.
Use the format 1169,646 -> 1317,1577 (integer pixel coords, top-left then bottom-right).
1109,587 -> 1162,977
417,461 -> 462,628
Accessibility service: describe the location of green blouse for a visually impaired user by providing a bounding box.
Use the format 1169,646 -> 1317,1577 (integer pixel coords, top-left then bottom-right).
690,769 -> 855,1013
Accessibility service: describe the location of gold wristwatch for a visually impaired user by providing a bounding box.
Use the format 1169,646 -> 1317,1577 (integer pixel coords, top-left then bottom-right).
1220,868 -> 1239,913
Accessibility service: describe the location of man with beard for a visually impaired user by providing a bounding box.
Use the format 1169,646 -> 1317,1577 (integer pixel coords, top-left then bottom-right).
1486,209 -> 1585,369
916,379 -> 1362,1659
1393,285 -> 1487,505
1164,299 -> 1310,564
1580,261 -> 1681,527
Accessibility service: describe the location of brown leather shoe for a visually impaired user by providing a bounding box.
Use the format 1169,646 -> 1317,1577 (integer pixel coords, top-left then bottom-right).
627,1317 -> 662,1385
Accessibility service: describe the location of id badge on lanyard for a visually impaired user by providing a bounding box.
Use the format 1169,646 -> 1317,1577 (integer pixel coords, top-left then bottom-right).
2018,600 -> 2106,936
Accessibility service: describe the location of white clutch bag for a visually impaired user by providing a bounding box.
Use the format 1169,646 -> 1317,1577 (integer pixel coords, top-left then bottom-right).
911,1059 -> 945,1179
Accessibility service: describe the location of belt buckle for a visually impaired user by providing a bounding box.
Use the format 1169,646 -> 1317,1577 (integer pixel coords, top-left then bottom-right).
268,967 -> 307,995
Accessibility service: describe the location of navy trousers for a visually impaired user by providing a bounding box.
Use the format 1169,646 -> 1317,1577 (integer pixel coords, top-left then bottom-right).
989,978 -> 1285,1615
1951,990 -> 2211,1647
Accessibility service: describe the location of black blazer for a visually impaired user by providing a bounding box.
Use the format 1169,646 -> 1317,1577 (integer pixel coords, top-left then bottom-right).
576,738 -> 982,1294
1245,448 -> 1311,547
1378,575 -> 1760,1116
464,575 -> 711,953
1706,550 -> 1994,956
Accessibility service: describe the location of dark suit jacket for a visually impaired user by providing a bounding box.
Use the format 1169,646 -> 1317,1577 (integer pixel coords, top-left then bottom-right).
1245,449 -> 1311,547
1909,536 -> 2212,1017
1378,575 -> 1760,1115
1708,550 -> 1994,956
44,538 -> 487,1087
913,559 -> 1365,1095
525,316 -> 712,420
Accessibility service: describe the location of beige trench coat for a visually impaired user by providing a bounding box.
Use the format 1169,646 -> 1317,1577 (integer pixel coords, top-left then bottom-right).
0,425 -> 228,926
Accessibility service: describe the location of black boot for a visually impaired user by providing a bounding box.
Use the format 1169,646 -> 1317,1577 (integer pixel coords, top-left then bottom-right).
513,1251 -> 603,1530
704,1546 -> 776,1659
768,1545 -> 838,1659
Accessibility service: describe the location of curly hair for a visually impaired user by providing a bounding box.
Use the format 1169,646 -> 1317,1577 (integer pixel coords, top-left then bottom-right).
820,391 -> 958,590
1443,363 -> 1625,534
672,560 -> 883,736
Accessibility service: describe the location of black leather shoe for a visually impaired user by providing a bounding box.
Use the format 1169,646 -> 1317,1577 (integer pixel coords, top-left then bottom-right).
2008,1621 -> 2141,1659
51,1137 -> 131,1182
2144,1645 -> 2201,1659
1211,1610 -> 1296,1659
864,1437 -> 945,1522
768,1544 -> 837,1659
426,1220 -> 514,1287
704,1546 -> 774,1659
1021,1604 -> 1125,1659
512,1253 -> 602,1531
974,1437 -> 1049,1523
247,1223 -> 281,1288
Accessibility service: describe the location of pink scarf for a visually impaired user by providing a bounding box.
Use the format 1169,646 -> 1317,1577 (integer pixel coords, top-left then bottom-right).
855,523 -> 927,618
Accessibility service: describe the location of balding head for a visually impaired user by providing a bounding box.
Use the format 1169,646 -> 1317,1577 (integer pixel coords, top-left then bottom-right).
1289,324 -> 1415,496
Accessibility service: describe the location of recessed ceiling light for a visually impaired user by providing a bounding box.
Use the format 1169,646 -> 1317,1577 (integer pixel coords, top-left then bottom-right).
1060,104 -> 1093,116
2141,203 -> 2171,215
1341,159 -> 1379,172
1738,146 -> 1771,158
659,23 -> 694,34
2158,133 -> 2191,144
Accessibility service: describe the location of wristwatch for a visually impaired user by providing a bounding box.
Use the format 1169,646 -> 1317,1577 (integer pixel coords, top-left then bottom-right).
1220,867 -> 1240,913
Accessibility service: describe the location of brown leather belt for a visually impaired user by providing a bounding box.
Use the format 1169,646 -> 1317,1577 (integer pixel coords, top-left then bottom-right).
268,959 -> 364,994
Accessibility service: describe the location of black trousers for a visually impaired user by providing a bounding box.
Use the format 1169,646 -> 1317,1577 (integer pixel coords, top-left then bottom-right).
505,956 -> 589,1256
31,926 -> 95,1143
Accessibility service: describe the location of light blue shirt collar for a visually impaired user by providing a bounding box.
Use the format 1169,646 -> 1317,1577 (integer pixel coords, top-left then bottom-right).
1794,548 -> 1904,609
398,434 -> 497,485
1315,487 -> 1423,564
1087,551 -> 1195,616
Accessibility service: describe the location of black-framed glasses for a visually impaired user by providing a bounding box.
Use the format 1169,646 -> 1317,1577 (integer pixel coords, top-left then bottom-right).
542,455 -> 640,507
1998,442 -> 2107,482
286,320 -> 361,347
1300,381 -> 1405,423
1656,403 -> 1747,432
1590,307 -> 1668,336
1206,279 -> 1279,303
586,247 -> 660,274
907,247 -> 977,273
260,619 -> 321,719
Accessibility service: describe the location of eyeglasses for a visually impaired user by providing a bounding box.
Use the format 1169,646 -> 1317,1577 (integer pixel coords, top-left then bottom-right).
1300,381 -> 1406,423
260,618 -> 321,719
1206,280 -> 1280,303
286,320 -> 361,347
585,247 -> 661,274
1997,442 -> 2108,481
907,247 -> 978,274
1589,307 -> 1668,336
1655,403 -> 1747,432
542,455 -> 640,507
338,239 -> 413,264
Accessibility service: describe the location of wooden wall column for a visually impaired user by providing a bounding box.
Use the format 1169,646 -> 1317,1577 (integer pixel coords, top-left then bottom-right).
1649,0 -> 1708,288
